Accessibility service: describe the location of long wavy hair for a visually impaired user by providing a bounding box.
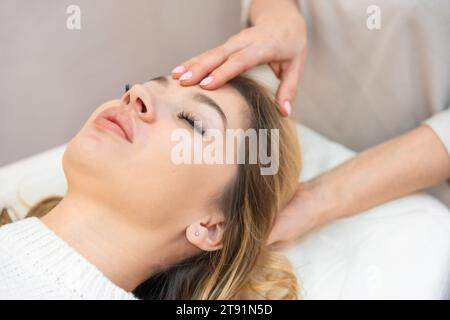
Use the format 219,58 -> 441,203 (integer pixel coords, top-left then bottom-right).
4,74 -> 302,299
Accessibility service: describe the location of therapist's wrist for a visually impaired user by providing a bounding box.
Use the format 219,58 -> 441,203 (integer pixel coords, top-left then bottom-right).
249,0 -> 301,27
304,175 -> 348,229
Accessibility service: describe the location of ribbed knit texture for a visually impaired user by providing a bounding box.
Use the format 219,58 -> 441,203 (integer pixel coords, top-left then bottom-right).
0,218 -> 136,300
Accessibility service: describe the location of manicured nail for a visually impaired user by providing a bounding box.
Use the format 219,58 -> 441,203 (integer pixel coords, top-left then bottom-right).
179,71 -> 193,81
283,101 -> 292,116
200,76 -> 214,86
171,65 -> 185,74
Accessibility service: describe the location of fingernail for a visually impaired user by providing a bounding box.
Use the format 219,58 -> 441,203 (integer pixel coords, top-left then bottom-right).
200,76 -> 214,86
283,101 -> 292,116
179,71 -> 193,81
171,65 -> 186,74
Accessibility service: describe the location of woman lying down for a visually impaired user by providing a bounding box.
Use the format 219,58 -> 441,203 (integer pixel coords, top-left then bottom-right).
0,74 -> 301,299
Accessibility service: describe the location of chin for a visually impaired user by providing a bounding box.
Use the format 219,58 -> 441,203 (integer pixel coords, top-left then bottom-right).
63,134 -> 116,188
65,131 -> 101,165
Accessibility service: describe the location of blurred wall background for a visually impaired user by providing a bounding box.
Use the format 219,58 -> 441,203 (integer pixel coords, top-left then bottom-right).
0,0 -> 241,166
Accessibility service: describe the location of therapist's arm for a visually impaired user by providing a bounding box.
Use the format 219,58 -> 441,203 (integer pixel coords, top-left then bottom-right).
171,0 -> 307,116
268,125 -> 450,246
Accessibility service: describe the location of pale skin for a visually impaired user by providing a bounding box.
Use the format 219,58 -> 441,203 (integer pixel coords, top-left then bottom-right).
42,76 -> 250,292
173,0 -> 450,247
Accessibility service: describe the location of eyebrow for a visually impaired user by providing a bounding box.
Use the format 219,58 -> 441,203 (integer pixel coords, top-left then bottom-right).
149,75 -> 169,86
150,75 -> 228,127
191,92 -> 228,127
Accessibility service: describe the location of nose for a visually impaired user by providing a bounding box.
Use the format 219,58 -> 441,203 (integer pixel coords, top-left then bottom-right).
121,84 -> 155,123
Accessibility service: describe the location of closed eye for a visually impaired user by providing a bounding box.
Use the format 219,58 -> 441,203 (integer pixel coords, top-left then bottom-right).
177,111 -> 205,135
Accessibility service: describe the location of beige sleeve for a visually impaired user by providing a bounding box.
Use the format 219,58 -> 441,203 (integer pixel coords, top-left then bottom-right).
424,108 -> 450,156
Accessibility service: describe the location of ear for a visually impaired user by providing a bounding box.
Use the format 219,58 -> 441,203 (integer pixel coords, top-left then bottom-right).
186,211 -> 225,252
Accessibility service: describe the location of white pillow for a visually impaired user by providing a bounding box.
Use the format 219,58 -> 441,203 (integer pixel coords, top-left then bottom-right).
0,145 -> 67,220
288,125 -> 450,299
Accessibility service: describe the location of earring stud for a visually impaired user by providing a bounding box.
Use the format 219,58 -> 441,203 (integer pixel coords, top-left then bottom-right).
195,231 -> 199,237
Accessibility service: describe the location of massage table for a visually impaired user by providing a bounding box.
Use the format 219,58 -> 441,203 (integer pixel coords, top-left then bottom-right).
1,121 -> 449,299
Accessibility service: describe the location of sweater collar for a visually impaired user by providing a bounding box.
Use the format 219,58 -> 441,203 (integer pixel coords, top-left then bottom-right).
1,217 -> 137,300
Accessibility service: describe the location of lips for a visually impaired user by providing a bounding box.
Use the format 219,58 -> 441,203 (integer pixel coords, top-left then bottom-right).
94,107 -> 135,143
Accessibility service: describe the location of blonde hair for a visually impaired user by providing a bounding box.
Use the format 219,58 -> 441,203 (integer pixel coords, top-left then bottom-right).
13,74 -> 302,300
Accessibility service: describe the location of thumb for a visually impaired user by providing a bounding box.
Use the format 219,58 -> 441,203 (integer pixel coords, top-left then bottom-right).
275,59 -> 304,117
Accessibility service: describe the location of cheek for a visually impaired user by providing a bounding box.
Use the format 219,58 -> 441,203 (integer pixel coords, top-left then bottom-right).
125,125 -> 237,216
158,149 -> 236,212
87,123 -> 182,211
65,125 -> 130,175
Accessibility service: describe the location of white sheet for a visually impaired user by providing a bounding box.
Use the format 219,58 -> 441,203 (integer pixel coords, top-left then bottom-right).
288,125 -> 450,299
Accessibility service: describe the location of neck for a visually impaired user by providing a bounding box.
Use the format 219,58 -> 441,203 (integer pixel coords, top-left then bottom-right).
41,191 -> 190,292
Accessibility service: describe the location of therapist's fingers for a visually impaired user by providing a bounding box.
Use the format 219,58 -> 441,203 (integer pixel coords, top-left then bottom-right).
171,46 -> 229,84
269,62 -> 282,79
171,35 -> 246,85
275,56 -> 305,117
200,45 -> 274,90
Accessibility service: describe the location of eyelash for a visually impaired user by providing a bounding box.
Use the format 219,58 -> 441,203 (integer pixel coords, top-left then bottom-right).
177,111 -> 205,135
125,84 -> 206,136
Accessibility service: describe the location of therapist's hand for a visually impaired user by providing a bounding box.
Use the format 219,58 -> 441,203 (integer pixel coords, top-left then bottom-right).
267,181 -> 320,248
171,0 -> 307,116
268,125 -> 450,247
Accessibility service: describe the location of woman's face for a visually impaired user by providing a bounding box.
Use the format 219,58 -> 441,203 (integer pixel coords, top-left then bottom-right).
64,76 -> 250,240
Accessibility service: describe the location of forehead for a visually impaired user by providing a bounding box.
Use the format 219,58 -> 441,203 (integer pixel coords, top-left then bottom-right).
145,76 -> 251,129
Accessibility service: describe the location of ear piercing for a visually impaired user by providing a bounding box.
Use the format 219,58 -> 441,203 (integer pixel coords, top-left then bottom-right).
195,231 -> 200,237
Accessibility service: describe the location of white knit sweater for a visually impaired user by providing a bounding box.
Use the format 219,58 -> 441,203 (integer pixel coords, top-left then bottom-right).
0,218 -> 136,300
